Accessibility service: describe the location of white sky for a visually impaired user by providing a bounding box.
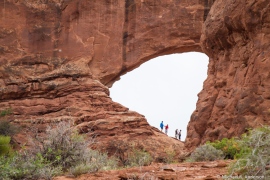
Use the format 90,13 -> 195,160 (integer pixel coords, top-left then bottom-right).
109,52 -> 209,140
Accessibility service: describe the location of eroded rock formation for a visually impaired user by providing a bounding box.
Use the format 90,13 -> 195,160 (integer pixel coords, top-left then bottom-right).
0,0 -> 210,154
186,0 -> 270,148
1,0 -> 269,152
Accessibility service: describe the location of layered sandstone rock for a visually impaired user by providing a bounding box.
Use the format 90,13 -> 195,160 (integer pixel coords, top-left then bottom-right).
1,0 -> 269,152
186,0 -> 270,148
0,0 -> 210,154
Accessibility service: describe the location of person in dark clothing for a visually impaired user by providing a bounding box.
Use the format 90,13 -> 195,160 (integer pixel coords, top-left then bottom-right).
175,129 -> 178,139
178,129 -> 181,140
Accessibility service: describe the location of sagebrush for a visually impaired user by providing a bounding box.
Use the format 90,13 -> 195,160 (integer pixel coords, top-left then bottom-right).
0,120 -> 20,137
127,147 -> 153,167
0,121 -> 118,179
187,144 -> 224,162
229,126 -> 270,179
34,121 -> 93,169
108,140 -> 153,167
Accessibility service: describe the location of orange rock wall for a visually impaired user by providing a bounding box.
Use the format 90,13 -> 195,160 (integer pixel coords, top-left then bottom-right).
1,0 -> 269,150
0,0 -> 210,152
186,0 -> 270,147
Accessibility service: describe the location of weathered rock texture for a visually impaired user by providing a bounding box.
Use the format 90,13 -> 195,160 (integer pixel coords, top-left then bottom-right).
0,0 -> 211,154
186,0 -> 270,148
1,0 -> 269,151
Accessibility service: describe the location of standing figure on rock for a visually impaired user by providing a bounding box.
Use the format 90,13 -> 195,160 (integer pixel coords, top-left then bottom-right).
160,121 -> 164,132
175,129 -> 178,138
165,124 -> 169,135
178,129 -> 181,140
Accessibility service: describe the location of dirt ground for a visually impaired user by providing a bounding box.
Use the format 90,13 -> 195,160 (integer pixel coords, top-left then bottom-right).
54,160 -> 232,180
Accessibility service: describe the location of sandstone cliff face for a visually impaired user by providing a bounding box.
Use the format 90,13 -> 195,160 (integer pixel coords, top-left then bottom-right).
186,0 -> 270,147
0,0 -> 210,154
1,0 -> 269,152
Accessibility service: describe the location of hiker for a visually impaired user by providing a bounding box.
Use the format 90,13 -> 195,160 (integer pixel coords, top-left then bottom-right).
165,124 -> 169,135
175,129 -> 178,139
178,129 -> 181,140
160,121 -> 164,132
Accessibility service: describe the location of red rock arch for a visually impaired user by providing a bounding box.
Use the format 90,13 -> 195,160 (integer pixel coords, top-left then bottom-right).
2,0 -> 269,151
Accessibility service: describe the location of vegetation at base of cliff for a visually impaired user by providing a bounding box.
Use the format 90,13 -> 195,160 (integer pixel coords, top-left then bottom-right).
206,137 -> 245,160
228,126 -> 270,178
127,147 -> 153,167
0,121 -> 118,179
0,121 -> 157,179
0,108 -> 12,117
163,148 -> 177,164
0,120 -> 20,137
186,144 -> 224,162
0,153 -> 63,180
186,126 -> 270,179
107,140 -> 154,167
0,135 -> 13,156
0,109 -> 20,145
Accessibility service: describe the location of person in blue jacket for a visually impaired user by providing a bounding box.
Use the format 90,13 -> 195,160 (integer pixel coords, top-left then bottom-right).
160,121 -> 164,132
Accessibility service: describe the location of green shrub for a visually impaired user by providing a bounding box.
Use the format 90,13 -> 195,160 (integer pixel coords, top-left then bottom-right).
164,149 -> 176,164
34,165 -> 62,180
127,147 -> 153,167
107,140 -> 153,167
229,126 -> 270,178
0,135 -> 13,156
107,140 -> 130,166
0,120 -> 20,137
69,163 -> 91,177
207,137 -> 242,159
2,153 -> 62,180
69,150 -> 118,177
37,121 -> 118,176
187,144 -> 224,162
0,151 -> 60,180
0,155 -> 14,180
0,108 -> 12,117
0,121 -> 119,179
35,121 -> 94,170
86,150 -> 118,171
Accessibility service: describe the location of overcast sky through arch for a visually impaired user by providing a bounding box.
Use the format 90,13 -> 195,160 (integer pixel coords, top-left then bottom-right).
109,52 -> 209,140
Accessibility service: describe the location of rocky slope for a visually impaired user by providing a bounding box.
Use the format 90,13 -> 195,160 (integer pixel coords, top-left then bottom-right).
1,0 -> 270,152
